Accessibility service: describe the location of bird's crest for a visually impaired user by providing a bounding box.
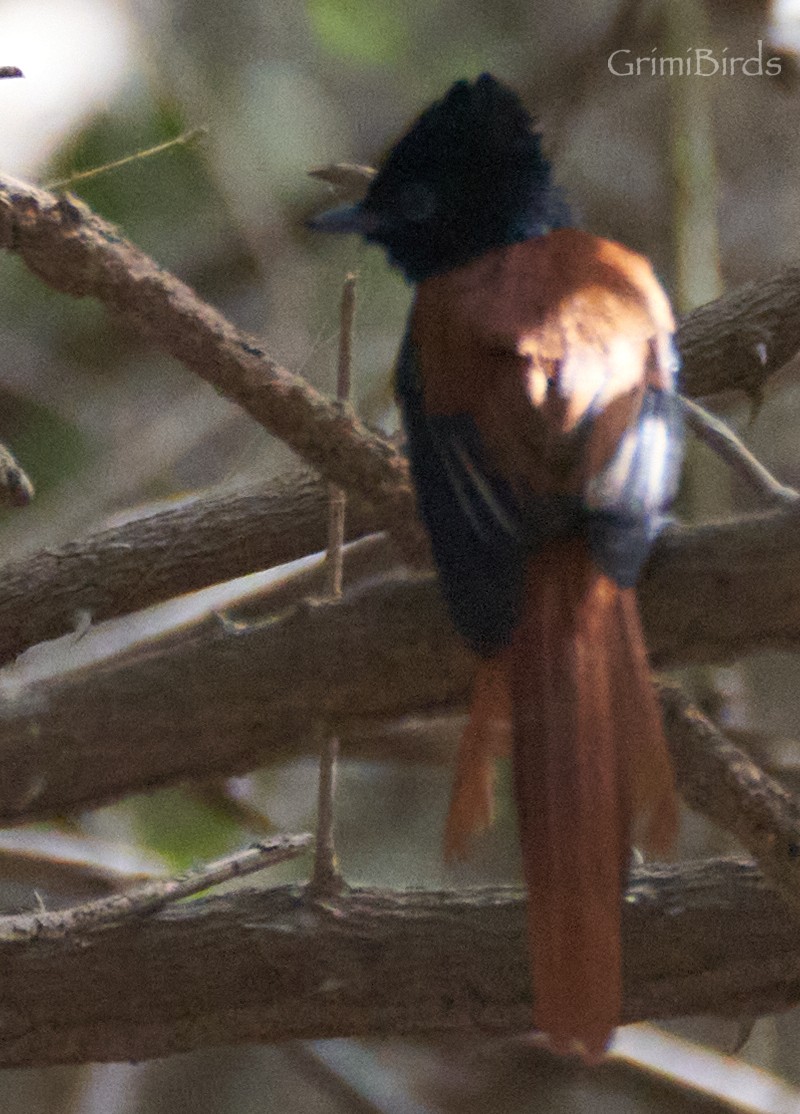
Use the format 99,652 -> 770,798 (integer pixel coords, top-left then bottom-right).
312,74 -> 570,281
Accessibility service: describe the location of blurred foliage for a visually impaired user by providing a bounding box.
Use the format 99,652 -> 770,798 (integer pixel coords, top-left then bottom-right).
0,389 -> 86,504
130,787 -> 247,873
307,0 -> 413,65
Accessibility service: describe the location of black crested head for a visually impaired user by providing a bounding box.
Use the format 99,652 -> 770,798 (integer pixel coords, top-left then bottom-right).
311,74 -> 571,282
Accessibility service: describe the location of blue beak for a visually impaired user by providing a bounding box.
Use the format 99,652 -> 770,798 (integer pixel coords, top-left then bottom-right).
307,203 -> 378,236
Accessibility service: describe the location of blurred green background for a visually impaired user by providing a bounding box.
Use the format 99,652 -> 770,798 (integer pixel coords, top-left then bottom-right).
2,0 -> 800,1110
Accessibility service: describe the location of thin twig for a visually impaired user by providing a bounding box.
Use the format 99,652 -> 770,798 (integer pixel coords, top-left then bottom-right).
680,395 -> 799,506
200,533 -> 398,645
311,732 -> 341,895
0,834 -> 311,942
336,275 -> 356,417
312,275 -> 356,896
45,128 -> 208,191
324,275 -> 357,600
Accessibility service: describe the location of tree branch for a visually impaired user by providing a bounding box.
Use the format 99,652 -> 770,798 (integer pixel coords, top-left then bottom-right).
1,172 -> 799,670
0,470 -> 384,668
0,859 -> 795,1068
1,171 -> 799,557
0,834 -> 311,941
677,264 -> 800,400
639,504 -> 800,665
0,557 -> 768,818
4,534 -> 800,913
1,463 -> 798,676
679,395 -> 799,506
660,684 -> 800,914
0,177 -> 414,534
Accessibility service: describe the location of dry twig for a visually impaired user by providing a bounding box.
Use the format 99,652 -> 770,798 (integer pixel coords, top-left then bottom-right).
0,834 -> 310,943
679,396 -> 799,506
311,273 -> 356,896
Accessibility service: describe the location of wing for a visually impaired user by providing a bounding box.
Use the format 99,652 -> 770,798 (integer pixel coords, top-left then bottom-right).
401,229 -> 683,646
395,329 -> 524,654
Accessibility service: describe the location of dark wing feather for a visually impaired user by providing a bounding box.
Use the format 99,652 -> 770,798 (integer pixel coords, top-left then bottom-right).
396,328 -> 683,643
395,330 -> 523,654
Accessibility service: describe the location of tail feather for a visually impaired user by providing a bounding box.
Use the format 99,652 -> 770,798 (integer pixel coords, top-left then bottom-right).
613,590 -> 678,854
507,538 -> 676,1058
444,655 -> 512,860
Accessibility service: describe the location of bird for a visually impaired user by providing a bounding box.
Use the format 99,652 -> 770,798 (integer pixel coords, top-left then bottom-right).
310,73 -> 683,1061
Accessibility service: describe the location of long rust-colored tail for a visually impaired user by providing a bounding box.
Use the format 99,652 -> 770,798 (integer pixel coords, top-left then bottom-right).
445,537 -> 677,1059
510,537 -> 676,1058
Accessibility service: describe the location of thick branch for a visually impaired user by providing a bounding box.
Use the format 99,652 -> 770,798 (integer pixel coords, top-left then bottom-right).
0,537 -> 785,818
0,173 -> 799,668
3,522 -> 800,896
640,505 -> 800,665
1,172 -> 799,548
1,464 -> 799,677
0,470 -> 383,668
0,860 -> 795,1068
0,177 -> 413,531
677,265 -> 800,399
0,574 -> 470,821
660,684 -> 800,913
